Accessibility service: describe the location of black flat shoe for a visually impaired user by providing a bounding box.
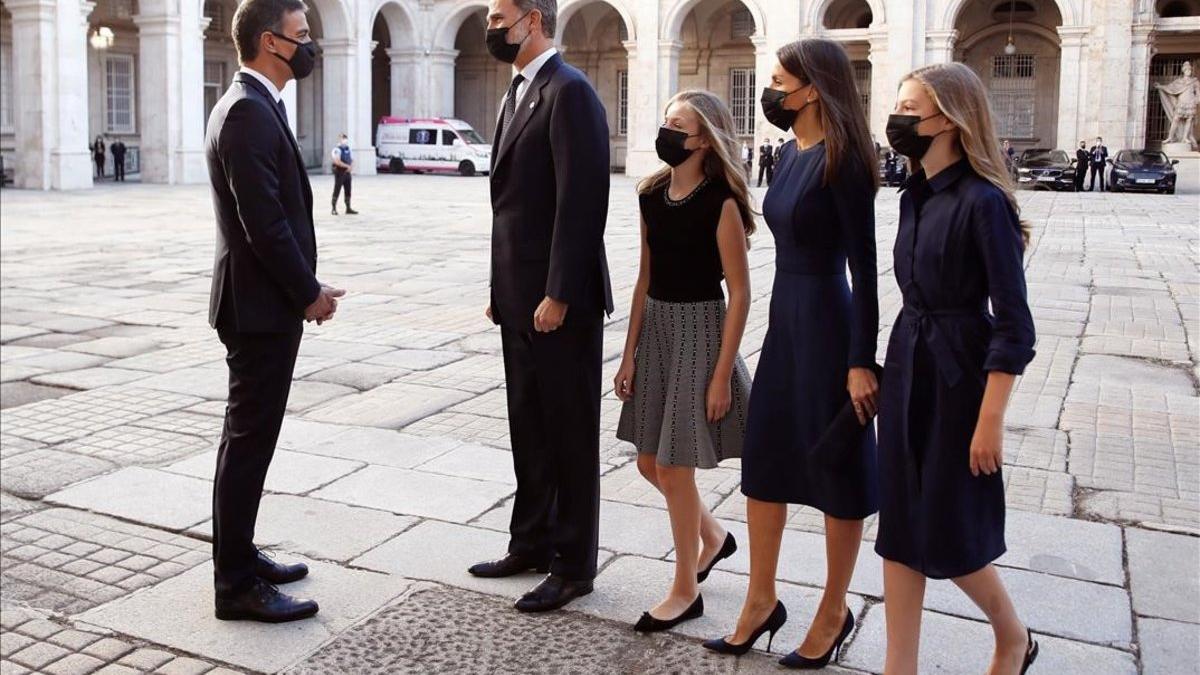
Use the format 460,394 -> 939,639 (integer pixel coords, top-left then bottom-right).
514,574 -> 593,613
214,580 -> 318,623
698,533 -> 737,583
468,553 -> 550,578
1021,628 -> 1039,674
634,595 -> 703,633
778,608 -> 853,669
255,550 -> 308,585
345,207 -> 359,215
702,600 -> 787,655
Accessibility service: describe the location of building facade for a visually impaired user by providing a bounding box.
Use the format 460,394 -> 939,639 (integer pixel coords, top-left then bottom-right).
1,0 -> 1198,189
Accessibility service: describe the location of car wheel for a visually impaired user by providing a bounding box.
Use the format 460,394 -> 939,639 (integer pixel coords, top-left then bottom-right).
389,158 -> 405,174
458,161 -> 476,177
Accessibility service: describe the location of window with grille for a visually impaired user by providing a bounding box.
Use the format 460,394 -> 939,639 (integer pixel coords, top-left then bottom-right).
617,70 -> 628,136
853,60 -> 871,117
618,21 -> 628,42
204,60 -> 225,127
731,9 -> 754,39
1146,55 -> 1199,148
729,68 -> 756,136
0,40 -> 12,131
105,54 -> 136,134
990,54 -> 1036,139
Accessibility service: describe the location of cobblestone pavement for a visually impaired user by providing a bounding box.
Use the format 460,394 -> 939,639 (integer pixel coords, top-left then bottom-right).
1,169 -> 1197,673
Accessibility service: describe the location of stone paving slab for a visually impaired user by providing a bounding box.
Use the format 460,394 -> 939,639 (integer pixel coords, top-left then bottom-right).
1,387 -> 202,445
188,494 -> 417,563
842,604 -> 1137,675
288,426 -> 461,469
302,382 -> 474,429
165,449 -> 362,496
411,442 -> 516,485
0,448 -> 117,499
76,558 -> 412,673
1126,527 -> 1200,624
311,464 -> 513,522
30,367 -> 154,390
1137,617 -> 1200,675
1,508 -> 208,615
46,468 -> 212,531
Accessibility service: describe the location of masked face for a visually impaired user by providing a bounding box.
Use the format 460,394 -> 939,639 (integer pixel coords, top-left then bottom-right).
760,84 -> 814,132
655,127 -> 701,167
269,32 -> 317,80
885,112 -> 946,160
485,11 -> 532,64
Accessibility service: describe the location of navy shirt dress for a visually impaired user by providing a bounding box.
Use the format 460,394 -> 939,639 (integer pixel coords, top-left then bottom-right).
874,158 -> 1037,579
740,141 -> 881,519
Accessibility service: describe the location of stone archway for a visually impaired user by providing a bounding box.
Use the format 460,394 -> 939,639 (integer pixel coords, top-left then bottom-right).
559,1 -> 635,170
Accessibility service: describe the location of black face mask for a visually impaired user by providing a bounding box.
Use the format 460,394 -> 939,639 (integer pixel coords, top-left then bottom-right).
485,11 -> 531,64
886,113 -> 945,160
761,86 -> 814,131
270,32 -> 317,80
656,127 -> 699,167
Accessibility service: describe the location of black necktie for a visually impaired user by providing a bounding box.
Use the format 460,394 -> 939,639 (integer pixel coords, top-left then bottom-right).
274,97 -> 288,122
499,74 -> 525,146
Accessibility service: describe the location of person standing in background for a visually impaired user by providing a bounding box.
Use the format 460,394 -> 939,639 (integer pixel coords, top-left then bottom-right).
111,139 -> 127,182
1074,141 -> 1088,192
330,133 -> 357,215
1088,137 -> 1108,191
757,137 -> 775,187
92,136 -> 106,180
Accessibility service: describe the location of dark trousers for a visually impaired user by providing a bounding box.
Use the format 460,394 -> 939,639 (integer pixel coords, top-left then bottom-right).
757,163 -> 773,187
1089,163 -> 1106,191
500,318 -> 602,581
213,327 -> 303,597
332,169 -> 352,207
1073,166 -> 1085,191
113,156 -> 125,181
94,155 -> 105,179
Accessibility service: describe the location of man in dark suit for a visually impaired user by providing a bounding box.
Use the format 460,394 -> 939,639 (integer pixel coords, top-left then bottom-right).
1074,141 -> 1089,191
110,139 -> 127,181
468,0 -> 613,614
204,0 -> 344,623
757,138 -> 774,187
1088,136 -> 1109,191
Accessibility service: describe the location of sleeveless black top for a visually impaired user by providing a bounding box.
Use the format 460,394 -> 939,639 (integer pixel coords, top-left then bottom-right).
638,177 -> 732,303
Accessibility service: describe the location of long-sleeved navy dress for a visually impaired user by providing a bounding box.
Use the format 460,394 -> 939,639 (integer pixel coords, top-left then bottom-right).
740,140 -> 880,519
874,158 -> 1036,579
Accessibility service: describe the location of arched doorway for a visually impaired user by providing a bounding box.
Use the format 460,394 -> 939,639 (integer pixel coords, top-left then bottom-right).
954,0 -> 1063,150
818,0 -> 875,126
675,0 -> 759,144
295,5 -> 326,169
1,3 -> 14,185
452,8 -> 509,143
559,1 -> 633,170
370,1 -> 418,144
86,0 -> 142,180
202,0 -> 239,131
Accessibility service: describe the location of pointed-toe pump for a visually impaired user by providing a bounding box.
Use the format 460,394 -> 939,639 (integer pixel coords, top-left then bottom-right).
633,595 -> 704,633
701,600 -> 787,655
697,533 -> 737,583
778,608 -> 854,669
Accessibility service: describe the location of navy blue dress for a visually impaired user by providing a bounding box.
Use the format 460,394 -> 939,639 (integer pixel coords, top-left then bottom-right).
740,141 -> 880,519
874,159 -> 1036,579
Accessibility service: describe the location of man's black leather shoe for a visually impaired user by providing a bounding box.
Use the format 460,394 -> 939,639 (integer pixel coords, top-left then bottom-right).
214,580 -> 319,623
468,553 -> 550,578
514,574 -> 593,613
255,551 -> 308,584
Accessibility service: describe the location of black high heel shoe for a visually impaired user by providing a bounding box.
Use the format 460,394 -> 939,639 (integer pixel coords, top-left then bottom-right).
697,533 -> 737,583
1021,628 -> 1039,674
701,600 -> 787,655
633,595 -> 703,633
778,608 -> 854,669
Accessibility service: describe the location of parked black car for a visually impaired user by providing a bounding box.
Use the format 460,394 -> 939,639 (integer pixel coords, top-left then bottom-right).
1107,149 -> 1179,194
1014,148 -> 1078,191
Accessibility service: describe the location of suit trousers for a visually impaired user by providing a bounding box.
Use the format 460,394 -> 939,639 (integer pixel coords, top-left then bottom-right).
501,318 -> 603,581
332,169 -> 352,207
1089,163 -> 1106,191
213,327 -> 302,597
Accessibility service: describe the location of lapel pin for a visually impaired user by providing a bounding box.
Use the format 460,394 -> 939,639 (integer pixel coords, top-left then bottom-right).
529,100 -> 536,109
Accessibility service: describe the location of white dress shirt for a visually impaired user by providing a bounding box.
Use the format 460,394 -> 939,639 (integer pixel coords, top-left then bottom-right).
238,66 -> 283,103
510,47 -> 558,107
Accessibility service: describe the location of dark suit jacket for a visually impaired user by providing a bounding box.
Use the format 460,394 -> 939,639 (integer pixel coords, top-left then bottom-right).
1089,145 -> 1109,165
1075,148 -> 1089,166
758,144 -> 774,166
205,72 -> 320,333
488,53 -> 614,332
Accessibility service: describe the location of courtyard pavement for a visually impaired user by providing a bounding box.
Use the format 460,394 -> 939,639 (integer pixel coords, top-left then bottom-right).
0,165 -> 1198,674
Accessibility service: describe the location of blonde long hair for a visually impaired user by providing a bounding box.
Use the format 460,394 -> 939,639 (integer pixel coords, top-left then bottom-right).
637,90 -> 757,238
904,63 -> 1032,245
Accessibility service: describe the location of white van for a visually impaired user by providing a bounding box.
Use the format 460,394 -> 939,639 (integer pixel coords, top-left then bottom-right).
375,117 -> 492,176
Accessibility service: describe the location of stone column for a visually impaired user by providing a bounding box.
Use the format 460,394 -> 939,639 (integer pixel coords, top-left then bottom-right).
752,35 -> 771,142
387,47 -> 422,117
427,48 -> 459,118
352,36 -> 377,175
318,38 -> 354,175
620,39 -> 652,175
7,0 -> 94,189
868,27 -> 891,142
924,29 -> 958,65
1056,25 -> 1091,153
1124,22 -> 1155,151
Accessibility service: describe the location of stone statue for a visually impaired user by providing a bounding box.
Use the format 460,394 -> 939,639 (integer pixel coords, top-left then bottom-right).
1155,60 -> 1199,151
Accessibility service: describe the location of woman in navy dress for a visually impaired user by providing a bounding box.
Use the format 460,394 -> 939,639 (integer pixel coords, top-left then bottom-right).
876,63 -> 1039,675
704,39 -> 880,669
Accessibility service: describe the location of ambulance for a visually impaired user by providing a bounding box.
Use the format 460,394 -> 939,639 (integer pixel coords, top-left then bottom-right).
375,117 -> 492,176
